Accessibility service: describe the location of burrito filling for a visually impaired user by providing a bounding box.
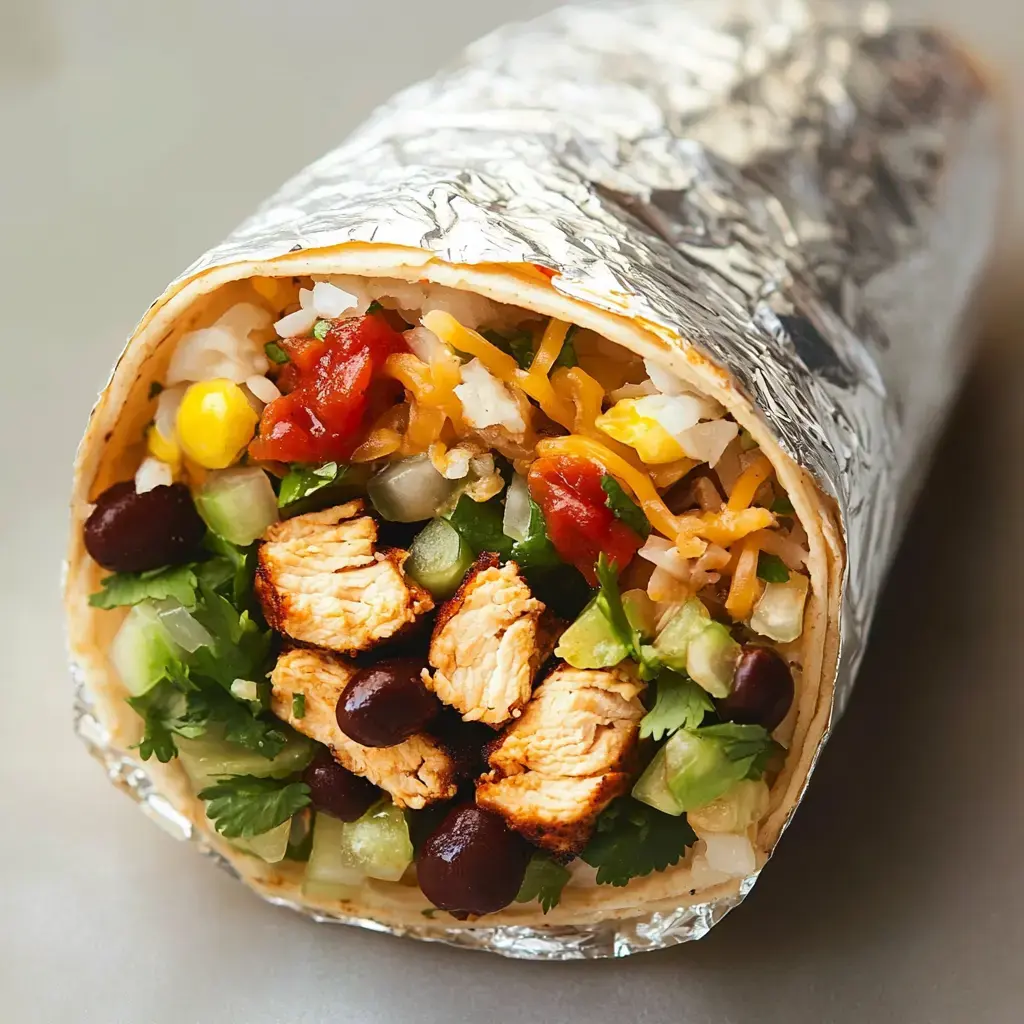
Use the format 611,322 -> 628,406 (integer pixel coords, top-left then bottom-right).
82,276 -> 810,917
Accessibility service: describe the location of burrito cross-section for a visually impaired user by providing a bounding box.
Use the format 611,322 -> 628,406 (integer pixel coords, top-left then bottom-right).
65,0 -> 1000,959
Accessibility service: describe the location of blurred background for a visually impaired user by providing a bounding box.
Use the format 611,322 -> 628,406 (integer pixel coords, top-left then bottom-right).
0,2 -> 1020,1022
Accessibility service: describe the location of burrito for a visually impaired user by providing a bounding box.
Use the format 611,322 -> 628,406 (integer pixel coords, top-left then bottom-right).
64,0 -> 998,955
66,254 -> 840,927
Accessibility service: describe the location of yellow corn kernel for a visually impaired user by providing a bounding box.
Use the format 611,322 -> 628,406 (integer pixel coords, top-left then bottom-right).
594,398 -> 686,464
176,379 -> 258,469
146,425 -> 181,471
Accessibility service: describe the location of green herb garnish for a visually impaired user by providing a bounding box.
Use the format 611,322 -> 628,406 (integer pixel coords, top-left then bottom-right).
515,853 -> 571,913
601,475 -> 651,539
278,462 -> 346,510
292,693 -> 306,719
770,495 -> 795,515
553,326 -> 578,369
482,328 -> 535,370
312,319 -> 331,341
756,552 -> 790,583
89,565 -> 199,611
264,341 -> 290,365
198,776 -> 311,839
581,798 -> 697,887
638,672 -> 714,742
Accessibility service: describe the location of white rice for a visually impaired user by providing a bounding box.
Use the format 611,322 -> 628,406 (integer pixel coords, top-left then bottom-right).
311,280 -> 360,319
169,302 -> 271,384
154,384 -> 188,441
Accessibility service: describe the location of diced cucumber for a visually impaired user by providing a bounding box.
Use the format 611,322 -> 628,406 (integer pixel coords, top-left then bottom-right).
406,518 -> 475,598
195,467 -> 279,546
555,599 -> 629,669
502,474 -> 531,541
663,729 -> 739,811
367,455 -> 455,523
228,818 -> 291,863
176,730 -> 315,790
686,622 -> 741,698
621,589 -> 657,641
651,598 -> 710,672
632,746 -> 685,816
303,803 -> 413,895
110,602 -> 184,696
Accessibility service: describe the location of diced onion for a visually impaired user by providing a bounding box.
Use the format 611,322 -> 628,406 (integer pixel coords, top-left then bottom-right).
134,456 -> 173,494
404,326 -> 447,363
153,600 -> 214,653
643,356 -> 688,395
638,535 -> 690,580
155,384 -> 188,441
312,280 -> 359,319
367,455 -> 455,523
245,374 -> 281,404
700,833 -> 757,878
750,573 -> 809,642
676,420 -> 739,467
230,679 -> 259,701
502,474 -> 532,542
607,379 -> 659,402
454,359 -> 526,433
274,306 -> 318,339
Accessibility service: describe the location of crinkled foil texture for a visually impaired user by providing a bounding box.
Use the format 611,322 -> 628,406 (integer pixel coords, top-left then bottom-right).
73,0 -> 1001,957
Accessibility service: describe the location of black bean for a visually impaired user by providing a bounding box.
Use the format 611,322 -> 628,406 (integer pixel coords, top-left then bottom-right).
335,658 -> 441,748
302,750 -> 379,822
416,804 -> 531,916
84,481 -> 206,573
714,645 -> 794,732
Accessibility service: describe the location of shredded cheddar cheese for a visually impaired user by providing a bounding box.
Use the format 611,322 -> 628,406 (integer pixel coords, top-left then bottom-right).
535,434 -> 683,540
351,429 -> 402,463
676,507 -> 775,547
529,318 -> 570,376
727,453 -> 773,511
725,535 -> 763,620
422,310 -> 519,378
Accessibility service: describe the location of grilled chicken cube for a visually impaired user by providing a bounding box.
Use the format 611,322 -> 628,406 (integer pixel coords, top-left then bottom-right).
256,501 -> 433,655
476,664 -> 644,855
425,554 -> 553,727
270,648 -> 457,810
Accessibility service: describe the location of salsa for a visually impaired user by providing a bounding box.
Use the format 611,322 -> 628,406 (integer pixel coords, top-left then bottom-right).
249,313 -> 405,464
527,455 -> 643,584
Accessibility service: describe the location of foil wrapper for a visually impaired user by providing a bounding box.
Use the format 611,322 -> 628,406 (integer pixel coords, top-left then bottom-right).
72,0 -> 1002,957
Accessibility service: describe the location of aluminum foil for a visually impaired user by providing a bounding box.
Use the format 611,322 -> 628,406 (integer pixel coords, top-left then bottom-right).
72,0 -> 1002,957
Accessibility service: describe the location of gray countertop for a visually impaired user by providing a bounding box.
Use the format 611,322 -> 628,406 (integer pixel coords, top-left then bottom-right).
1,2 -> 1021,1021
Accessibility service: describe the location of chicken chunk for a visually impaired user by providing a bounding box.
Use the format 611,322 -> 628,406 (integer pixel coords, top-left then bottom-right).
475,664 -> 644,855
270,648 -> 457,810
256,501 -> 433,655
425,554 -> 553,727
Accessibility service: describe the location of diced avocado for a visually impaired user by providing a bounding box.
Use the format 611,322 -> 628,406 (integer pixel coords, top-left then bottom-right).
228,818 -> 291,863
177,729 -> 315,791
621,589 -> 657,641
632,746 -> 685,816
406,518 -> 475,599
554,599 -> 629,669
663,729 -> 741,811
650,598 -> 710,672
686,622 -> 741,698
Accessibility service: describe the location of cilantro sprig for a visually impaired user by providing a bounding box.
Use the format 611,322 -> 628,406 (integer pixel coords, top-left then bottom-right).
757,552 -> 790,583
89,565 -> 199,610
601,475 -> 650,539
515,853 -> 571,913
581,798 -> 697,887
199,775 -> 310,839
639,672 -> 714,741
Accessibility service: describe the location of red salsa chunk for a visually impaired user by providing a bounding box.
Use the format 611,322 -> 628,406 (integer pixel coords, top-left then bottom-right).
250,314 -> 405,464
527,456 -> 643,585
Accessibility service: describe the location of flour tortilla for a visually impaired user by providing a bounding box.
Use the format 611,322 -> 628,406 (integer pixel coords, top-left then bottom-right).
65,243 -> 844,933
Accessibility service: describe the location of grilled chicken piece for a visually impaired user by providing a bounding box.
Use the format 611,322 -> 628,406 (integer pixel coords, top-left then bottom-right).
425,554 -> 553,727
256,501 -> 433,655
270,648 -> 457,810
476,664 -> 644,855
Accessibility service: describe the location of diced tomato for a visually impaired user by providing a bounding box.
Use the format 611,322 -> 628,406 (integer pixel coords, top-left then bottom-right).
527,456 -> 643,585
249,314 -> 405,464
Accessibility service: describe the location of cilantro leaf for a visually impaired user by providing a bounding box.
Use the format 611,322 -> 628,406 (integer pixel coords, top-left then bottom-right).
89,565 -> 198,610
581,798 -> 696,887
770,495 -> 795,515
593,554 -> 659,678
600,475 -> 650,539
695,722 -> 783,781
756,552 -> 790,583
482,328 -> 535,370
312,319 -> 331,340
639,672 -> 714,741
279,462 -> 346,510
199,533 -> 256,608
182,684 -> 288,759
445,494 -> 513,559
515,853 -> 571,913
510,497 -> 561,569
127,679 -> 203,763
189,585 -> 273,693
264,341 -> 290,365
199,775 -> 310,838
